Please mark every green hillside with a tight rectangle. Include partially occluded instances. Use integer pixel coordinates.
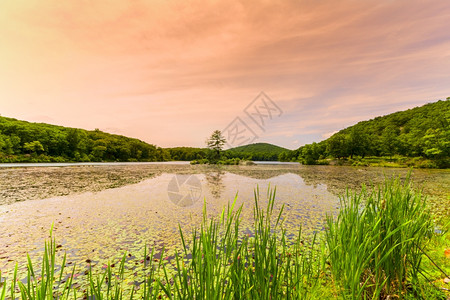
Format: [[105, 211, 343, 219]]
[[0, 115, 289, 163], [226, 143, 289, 161], [164, 143, 289, 162], [0, 116, 168, 162], [228, 143, 288, 154], [290, 98, 450, 168], [2, 98, 448, 166]]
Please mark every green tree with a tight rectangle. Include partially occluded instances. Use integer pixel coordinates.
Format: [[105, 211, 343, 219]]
[[9, 135, 21, 154], [380, 125, 399, 157], [91, 145, 106, 161], [297, 142, 323, 164], [66, 129, 80, 157], [278, 151, 288, 161], [0, 135, 6, 154], [422, 128, 450, 158], [327, 134, 349, 159], [206, 130, 226, 161], [23, 140, 44, 155], [347, 128, 370, 158]]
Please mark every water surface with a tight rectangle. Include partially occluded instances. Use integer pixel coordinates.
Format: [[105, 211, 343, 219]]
[[0, 164, 448, 281]]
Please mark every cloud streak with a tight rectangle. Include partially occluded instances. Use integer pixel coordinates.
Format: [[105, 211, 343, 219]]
[[1, 0, 449, 148]]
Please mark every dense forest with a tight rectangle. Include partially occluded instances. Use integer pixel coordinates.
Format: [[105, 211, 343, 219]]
[[1, 98, 448, 167], [283, 99, 449, 168], [165, 143, 288, 162], [164, 147, 207, 161], [0, 116, 285, 163], [0, 116, 168, 162], [225, 143, 288, 161]]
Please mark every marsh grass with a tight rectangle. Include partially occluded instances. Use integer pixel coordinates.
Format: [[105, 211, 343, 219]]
[[325, 176, 442, 299], [1, 177, 447, 299], [158, 187, 326, 299]]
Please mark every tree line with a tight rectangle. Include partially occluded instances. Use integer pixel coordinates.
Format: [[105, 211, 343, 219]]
[[0, 117, 168, 162], [283, 99, 449, 167], [0, 117, 284, 163], [1, 98, 448, 166]]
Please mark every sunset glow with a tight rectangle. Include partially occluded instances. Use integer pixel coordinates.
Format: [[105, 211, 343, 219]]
[[1, 0, 450, 148]]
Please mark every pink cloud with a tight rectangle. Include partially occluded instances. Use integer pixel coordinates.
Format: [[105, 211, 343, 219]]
[[1, 0, 449, 148]]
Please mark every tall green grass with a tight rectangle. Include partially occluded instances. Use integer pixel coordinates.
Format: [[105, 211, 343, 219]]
[[325, 176, 436, 299], [157, 187, 326, 299], [1, 177, 446, 299]]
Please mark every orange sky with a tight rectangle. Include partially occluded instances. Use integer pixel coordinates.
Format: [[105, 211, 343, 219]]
[[1, 0, 449, 149]]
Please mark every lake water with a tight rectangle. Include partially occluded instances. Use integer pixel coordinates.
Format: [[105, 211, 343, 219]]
[[0, 163, 448, 280]]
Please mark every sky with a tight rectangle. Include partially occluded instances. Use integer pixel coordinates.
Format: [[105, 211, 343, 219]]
[[1, 0, 450, 149]]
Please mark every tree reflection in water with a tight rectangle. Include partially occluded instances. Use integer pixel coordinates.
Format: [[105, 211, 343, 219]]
[[205, 168, 225, 199]]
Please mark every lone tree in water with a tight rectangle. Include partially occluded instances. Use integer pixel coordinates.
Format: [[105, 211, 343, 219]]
[[206, 130, 226, 161]]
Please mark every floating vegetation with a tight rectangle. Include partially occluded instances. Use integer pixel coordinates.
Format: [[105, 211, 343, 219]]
[[0, 170, 338, 279], [0, 177, 448, 299]]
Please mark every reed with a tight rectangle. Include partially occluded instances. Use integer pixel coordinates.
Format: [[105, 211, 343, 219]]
[[1, 177, 445, 299], [325, 176, 434, 299]]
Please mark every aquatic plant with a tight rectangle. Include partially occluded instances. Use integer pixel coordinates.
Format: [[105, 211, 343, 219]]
[[1, 177, 447, 299], [325, 176, 438, 298]]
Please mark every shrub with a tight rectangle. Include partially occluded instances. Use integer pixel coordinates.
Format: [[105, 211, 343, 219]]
[[190, 158, 209, 165]]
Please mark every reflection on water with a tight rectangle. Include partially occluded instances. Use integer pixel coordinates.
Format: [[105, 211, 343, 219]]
[[0, 164, 448, 280], [0, 169, 338, 277], [205, 168, 226, 199]]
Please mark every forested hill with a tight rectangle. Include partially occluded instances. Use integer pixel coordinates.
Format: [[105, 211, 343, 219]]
[[0, 116, 168, 162], [228, 143, 288, 154], [163, 143, 289, 162], [2, 98, 448, 165], [291, 98, 449, 167], [225, 143, 288, 161], [0, 115, 289, 163]]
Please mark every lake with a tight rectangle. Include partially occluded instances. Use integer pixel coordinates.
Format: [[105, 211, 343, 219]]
[[0, 163, 448, 281]]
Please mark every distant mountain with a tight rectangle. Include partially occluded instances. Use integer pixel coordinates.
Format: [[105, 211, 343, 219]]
[[0, 116, 166, 162], [163, 143, 290, 162], [228, 143, 288, 154], [291, 98, 449, 167], [0, 114, 291, 163], [227, 143, 289, 161]]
